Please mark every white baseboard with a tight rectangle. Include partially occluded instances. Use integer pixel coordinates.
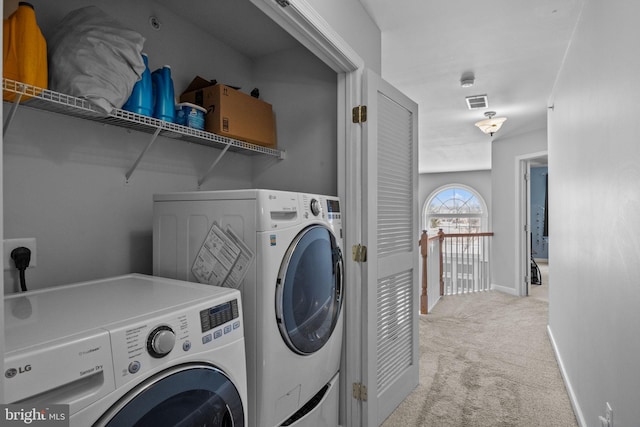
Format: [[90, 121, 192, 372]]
[[547, 325, 586, 427], [427, 295, 441, 313], [490, 283, 518, 296]]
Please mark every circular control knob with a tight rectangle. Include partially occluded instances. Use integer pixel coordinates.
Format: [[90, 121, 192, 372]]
[[147, 326, 176, 358], [310, 199, 321, 216]]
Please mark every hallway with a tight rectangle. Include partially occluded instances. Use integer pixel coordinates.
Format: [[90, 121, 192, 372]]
[[381, 287, 576, 426]]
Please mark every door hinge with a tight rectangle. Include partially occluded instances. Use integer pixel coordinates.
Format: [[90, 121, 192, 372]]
[[352, 244, 367, 262], [275, 0, 290, 7], [352, 105, 367, 123], [352, 383, 368, 401]]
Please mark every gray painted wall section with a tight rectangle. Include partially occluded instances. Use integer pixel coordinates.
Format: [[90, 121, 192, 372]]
[[490, 129, 547, 294], [305, 0, 381, 73], [548, 0, 640, 425], [2, 0, 361, 292]]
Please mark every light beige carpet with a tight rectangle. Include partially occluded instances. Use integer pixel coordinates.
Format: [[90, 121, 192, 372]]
[[381, 290, 577, 427]]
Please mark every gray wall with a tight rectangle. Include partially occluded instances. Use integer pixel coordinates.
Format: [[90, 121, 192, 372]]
[[547, 0, 640, 425], [490, 128, 546, 294], [2, 0, 343, 292], [251, 47, 338, 195], [305, 0, 381, 74]]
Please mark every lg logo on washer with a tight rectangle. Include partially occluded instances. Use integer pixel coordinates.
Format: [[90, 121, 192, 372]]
[[4, 364, 31, 379]]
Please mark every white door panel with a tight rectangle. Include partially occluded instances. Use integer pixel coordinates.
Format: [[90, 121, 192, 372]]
[[362, 69, 419, 426]]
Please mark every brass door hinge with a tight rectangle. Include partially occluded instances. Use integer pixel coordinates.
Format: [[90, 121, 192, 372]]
[[352, 105, 367, 123], [352, 244, 367, 262], [352, 383, 368, 401]]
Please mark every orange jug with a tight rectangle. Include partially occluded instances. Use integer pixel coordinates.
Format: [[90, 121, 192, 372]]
[[3, 2, 48, 101]]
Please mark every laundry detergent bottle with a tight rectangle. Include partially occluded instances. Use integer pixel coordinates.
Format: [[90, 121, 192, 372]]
[[3, 1, 48, 101], [151, 65, 175, 122], [123, 53, 153, 116]]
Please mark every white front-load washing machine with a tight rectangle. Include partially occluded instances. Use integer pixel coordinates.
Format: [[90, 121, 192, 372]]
[[153, 189, 344, 427], [3, 274, 247, 426]]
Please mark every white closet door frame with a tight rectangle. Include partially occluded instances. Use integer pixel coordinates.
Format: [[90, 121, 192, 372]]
[[249, 1, 365, 426], [250, 3, 418, 426]]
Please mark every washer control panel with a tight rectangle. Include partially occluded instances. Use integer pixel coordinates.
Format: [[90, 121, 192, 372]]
[[109, 296, 242, 388]]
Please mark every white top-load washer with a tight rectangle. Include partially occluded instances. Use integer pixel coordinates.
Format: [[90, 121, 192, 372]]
[[154, 189, 344, 427], [3, 274, 247, 427]]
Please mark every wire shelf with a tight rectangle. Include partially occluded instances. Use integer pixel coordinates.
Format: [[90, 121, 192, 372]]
[[2, 78, 285, 159]]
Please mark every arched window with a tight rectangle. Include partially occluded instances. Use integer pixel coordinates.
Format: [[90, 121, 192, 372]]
[[423, 185, 488, 234]]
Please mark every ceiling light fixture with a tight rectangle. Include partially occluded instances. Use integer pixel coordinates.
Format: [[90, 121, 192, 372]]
[[475, 111, 507, 136]]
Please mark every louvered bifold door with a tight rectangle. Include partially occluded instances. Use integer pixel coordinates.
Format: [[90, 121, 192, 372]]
[[362, 69, 419, 426]]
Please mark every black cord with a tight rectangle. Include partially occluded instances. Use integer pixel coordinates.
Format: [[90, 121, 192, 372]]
[[18, 269, 27, 292], [11, 247, 31, 292]]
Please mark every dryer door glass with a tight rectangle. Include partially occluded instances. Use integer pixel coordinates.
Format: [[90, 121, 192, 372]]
[[276, 225, 344, 355], [100, 364, 244, 427]]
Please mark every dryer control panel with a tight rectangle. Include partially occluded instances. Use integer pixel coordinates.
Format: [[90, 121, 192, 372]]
[[301, 194, 342, 241]]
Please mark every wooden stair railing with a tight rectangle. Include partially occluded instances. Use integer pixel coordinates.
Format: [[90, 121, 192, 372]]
[[420, 229, 494, 314]]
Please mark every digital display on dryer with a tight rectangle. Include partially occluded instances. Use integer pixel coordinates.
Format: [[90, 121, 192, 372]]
[[200, 299, 239, 332]]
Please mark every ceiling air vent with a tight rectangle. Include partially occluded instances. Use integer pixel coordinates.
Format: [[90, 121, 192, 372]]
[[466, 94, 488, 110]]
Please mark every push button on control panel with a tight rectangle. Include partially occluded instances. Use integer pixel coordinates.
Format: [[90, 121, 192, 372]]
[[202, 334, 212, 345], [128, 361, 141, 374]]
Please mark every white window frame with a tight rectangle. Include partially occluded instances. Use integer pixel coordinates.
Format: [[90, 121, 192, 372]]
[[422, 184, 488, 234]]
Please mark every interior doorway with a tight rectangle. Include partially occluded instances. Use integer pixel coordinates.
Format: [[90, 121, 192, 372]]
[[528, 163, 549, 301], [517, 152, 548, 298]]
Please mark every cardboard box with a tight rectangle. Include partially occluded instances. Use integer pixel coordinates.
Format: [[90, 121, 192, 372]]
[[180, 78, 276, 148]]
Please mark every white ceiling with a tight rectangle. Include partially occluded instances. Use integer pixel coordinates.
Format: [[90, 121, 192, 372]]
[[359, 0, 583, 173], [152, 0, 582, 174]]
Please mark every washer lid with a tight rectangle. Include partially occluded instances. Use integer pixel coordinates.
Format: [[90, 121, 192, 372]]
[[4, 274, 239, 352]]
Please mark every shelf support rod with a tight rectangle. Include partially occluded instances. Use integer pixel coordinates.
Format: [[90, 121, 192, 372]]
[[125, 126, 162, 183], [198, 143, 231, 187], [3, 87, 25, 137]]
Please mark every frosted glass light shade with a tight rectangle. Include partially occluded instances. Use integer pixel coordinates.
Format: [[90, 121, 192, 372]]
[[475, 116, 507, 136]]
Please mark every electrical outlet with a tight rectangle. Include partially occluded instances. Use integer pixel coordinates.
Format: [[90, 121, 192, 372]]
[[3, 238, 37, 270], [606, 402, 613, 427]]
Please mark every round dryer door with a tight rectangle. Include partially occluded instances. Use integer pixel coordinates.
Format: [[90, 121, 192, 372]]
[[276, 225, 344, 355], [98, 364, 244, 427]]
